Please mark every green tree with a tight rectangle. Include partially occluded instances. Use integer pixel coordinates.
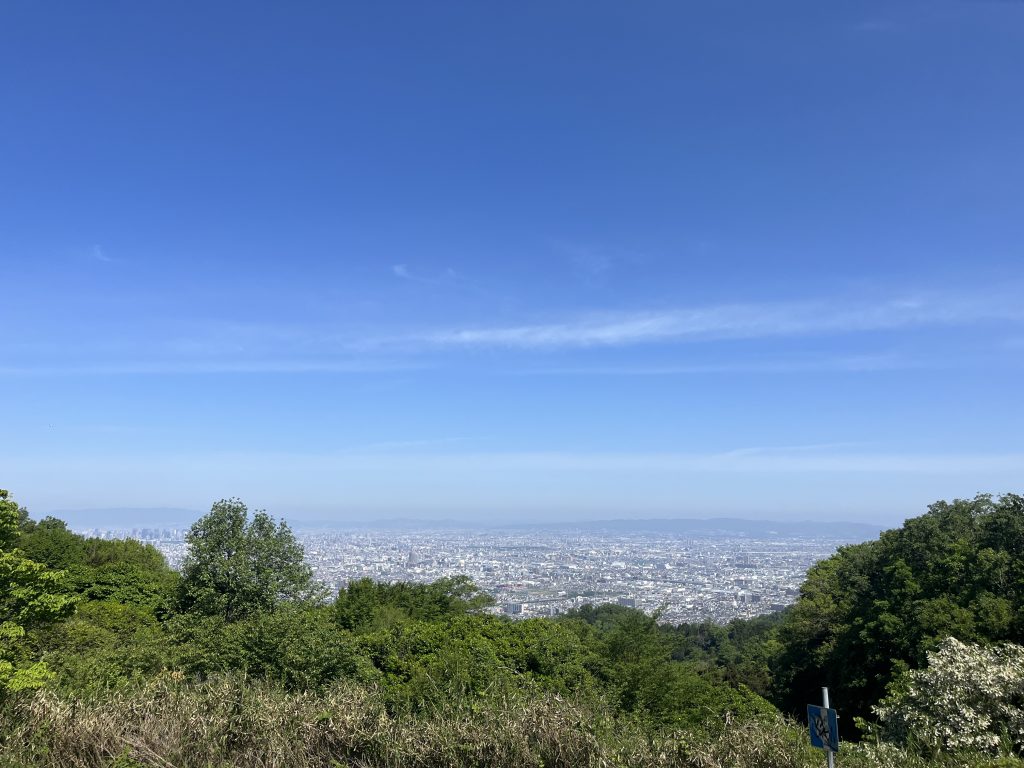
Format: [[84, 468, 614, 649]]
[[335, 575, 494, 632], [564, 604, 775, 727], [18, 517, 179, 616], [33, 600, 170, 692], [167, 605, 364, 689], [177, 498, 315, 621], [773, 493, 1024, 723], [0, 490, 76, 693], [15, 516, 86, 569]]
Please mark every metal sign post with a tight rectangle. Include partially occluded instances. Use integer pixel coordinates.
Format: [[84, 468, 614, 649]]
[[807, 687, 839, 766], [822, 688, 835, 768]]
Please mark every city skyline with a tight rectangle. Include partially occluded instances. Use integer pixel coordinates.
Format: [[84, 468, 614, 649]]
[[73, 523, 863, 625]]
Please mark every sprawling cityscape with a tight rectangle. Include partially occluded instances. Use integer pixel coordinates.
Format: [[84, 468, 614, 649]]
[[81, 524, 870, 624]]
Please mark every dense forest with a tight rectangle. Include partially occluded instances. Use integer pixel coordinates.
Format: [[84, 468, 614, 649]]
[[2, 489, 1023, 768]]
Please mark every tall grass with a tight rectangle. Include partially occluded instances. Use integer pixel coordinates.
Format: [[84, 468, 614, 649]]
[[2, 675, 1021, 768]]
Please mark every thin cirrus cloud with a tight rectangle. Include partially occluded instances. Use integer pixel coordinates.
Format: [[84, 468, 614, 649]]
[[515, 354, 921, 376], [0, 359, 421, 377], [91, 245, 114, 263], [7, 289, 1020, 376], [15, 446, 1024, 479], [418, 293, 1021, 350], [391, 263, 460, 286]]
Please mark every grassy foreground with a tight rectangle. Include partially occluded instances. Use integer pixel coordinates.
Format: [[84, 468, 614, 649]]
[[2, 676, 1021, 768]]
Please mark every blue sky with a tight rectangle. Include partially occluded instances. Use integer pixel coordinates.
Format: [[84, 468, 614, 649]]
[[2, 1, 1023, 525]]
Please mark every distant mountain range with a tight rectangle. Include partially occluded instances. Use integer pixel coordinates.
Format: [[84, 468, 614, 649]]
[[51, 507, 885, 542], [50, 507, 202, 529], [297, 516, 885, 541], [500, 517, 885, 540]]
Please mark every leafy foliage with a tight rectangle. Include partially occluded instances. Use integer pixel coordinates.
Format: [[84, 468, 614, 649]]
[[334, 574, 494, 631], [177, 498, 316, 621], [662, 611, 786, 698], [564, 603, 777, 726], [166, 606, 367, 689], [0, 490, 76, 694], [32, 601, 170, 692], [772, 493, 1024, 722], [872, 637, 1024, 754], [19, 517, 179, 616]]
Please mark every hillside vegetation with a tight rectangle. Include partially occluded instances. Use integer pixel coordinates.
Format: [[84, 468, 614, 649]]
[[2, 490, 1023, 768]]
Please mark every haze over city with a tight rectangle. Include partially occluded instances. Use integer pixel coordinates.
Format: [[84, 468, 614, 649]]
[[3, 2, 1023, 525]]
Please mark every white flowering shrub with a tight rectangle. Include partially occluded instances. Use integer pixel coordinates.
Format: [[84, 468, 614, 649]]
[[873, 637, 1024, 754]]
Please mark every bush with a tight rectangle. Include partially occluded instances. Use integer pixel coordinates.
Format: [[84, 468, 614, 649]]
[[872, 637, 1024, 754]]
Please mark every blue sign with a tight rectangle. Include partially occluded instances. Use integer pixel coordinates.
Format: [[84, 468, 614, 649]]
[[807, 704, 839, 752]]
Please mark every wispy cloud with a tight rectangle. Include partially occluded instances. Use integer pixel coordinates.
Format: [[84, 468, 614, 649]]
[[712, 441, 870, 457], [352, 449, 1024, 475], [8, 289, 1021, 375], [0, 359, 420, 376], [555, 242, 615, 282], [92, 245, 114, 263], [516, 354, 918, 376], [390, 264, 496, 299], [420, 294, 1023, 350], [554, 240, 655, 287], [569, 249, 612, 277], [361, 436, 475, 452], [19, 447, 1023, 477], [392, 264, 461, 286]]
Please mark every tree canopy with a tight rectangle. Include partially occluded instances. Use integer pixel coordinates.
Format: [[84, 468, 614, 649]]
[[0, 489, 76, 694], [771, 493, 1024, 722], [334, 574, 494, 631], [177, 498, 315, 621]]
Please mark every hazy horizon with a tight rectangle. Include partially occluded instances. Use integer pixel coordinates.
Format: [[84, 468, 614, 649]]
[[47, 504, 889, 540], [39, 495, 946, 531]]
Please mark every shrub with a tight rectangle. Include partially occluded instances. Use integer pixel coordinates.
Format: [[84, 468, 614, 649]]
[[872, 637, 1024, 754]]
